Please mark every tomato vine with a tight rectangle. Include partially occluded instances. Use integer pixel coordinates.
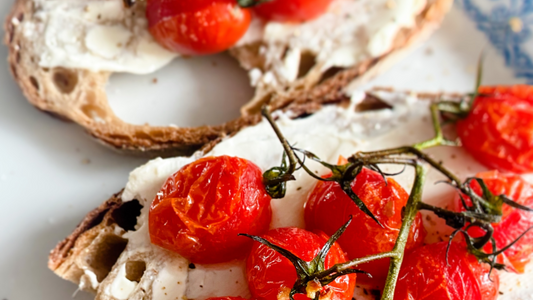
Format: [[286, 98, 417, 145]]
[[258, 89, 533, 299]]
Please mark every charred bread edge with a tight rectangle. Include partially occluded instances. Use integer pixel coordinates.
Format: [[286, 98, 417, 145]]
[[4, 0, 452, 158]]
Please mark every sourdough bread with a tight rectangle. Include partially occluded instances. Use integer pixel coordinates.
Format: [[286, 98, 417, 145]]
[[49, 89, 459, 300], [5, 0, 451, 157]]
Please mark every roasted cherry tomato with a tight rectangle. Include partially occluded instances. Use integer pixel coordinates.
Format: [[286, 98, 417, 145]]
[[149, 156, 272, 264], [254, 0, 334, 22], [305, 167, 426, 286], [454, 170, 533, 273], [147, 0, 251, 55], [246, 227, 356, 300], [395, 242, 499, 300], [457, 85, 533, 173]]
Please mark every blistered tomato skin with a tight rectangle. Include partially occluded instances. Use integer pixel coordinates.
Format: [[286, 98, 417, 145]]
[[254, 0, 334, 22], [457, 85, 533, 173], [246, 228, 356, 300], [394, 242, 499, 300], [149, 156, 272, 264], [146, 0, 251, 55], [454, 170, 533, 273], [305, 167, 426, 286]]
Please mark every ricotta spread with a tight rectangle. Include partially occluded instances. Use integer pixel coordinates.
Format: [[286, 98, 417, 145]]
[[21, 0, 424, 77], [103, 90, 533, 300], [21, 0, 177, 74]]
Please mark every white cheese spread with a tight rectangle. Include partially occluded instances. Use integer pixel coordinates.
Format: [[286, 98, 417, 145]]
[[21, 0, 423, 77], [107, 263, 138, 299], [101, 90, 533, 299], [21, 0, 177, 74], [240, 0, 427, 87]]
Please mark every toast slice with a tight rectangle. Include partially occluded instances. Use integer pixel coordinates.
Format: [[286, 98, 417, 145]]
[[5, 0, 451, 157], [48, 89, 463, 300]]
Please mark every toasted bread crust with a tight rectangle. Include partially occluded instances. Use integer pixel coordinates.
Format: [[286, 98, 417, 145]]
[[4, 0, 452, 157], [48, 192, 125, 292], [48, 193, 124, 272]]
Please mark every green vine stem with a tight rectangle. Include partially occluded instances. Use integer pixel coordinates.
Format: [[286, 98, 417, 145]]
[[261, 106, 300, 198], [413, 103, 459, 150], [381, 164, 426, 299]]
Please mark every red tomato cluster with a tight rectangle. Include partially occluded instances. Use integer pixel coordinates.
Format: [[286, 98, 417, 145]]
[[146, 0, 334, 55], [149, 82, 533, 300], [147, 155, 509, 300]]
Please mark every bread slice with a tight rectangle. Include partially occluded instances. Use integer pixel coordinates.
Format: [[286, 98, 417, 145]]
[[48, 89, 463, 300], [4, 0, 452, 158]]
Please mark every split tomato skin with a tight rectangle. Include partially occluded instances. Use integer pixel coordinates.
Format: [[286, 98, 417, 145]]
[[305, 167, 426, 286], [246, 228, 356, 300], [147, 0, 251, 55], [254, 0, 334, 22], [394, 242, 499, 300], [149, 156, 272, 264], [457, 85, 533, 173], [454, 170, 533, 273]]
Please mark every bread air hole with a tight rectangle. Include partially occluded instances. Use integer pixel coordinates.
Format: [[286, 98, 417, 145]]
[[85, 234, 128, 282], [29, 76, 39, 91], [112, 200, 142, 232], [125, 261, 146, 283], [297, 51, 316, 79], [81, 103, 107, 124], [52, 68, 78, 94]]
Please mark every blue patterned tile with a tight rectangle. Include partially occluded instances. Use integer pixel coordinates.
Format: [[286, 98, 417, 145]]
[[457, 0, 533, 82]]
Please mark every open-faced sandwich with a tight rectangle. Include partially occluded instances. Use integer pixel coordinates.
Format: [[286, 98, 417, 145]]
[[4, 0, 451, 157], [49, 82, 533, 300]]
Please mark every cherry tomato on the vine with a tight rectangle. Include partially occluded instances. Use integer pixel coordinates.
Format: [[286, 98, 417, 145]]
[[395, 242, 499, 300], [305, 167, 426, 286], [149, 155, 272, 264], [246, 227, 356, 300], [253, 0, 334, 22], [147, 0, 251, 55], [454, 170, 533, 273], [457, 85, 533, 173]]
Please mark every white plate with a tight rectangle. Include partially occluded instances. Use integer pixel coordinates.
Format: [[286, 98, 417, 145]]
[[0, 1, 530, 300]]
